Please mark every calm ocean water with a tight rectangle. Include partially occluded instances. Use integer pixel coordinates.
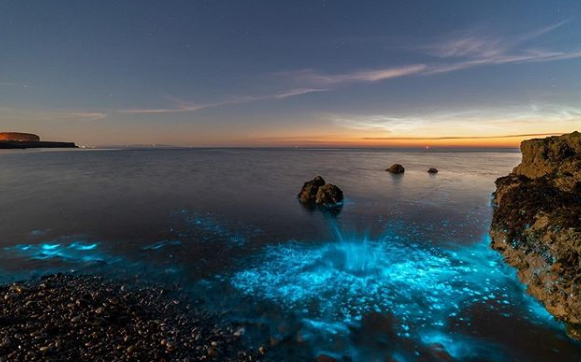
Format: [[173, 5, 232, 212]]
[[1, 148, 580, 361]]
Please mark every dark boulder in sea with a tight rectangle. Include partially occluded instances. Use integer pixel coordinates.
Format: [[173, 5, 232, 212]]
[[297, 176, 343, 206], [428, 168, 439, 174], [490, 131, 581, 339], [316, 184, 344, 206], [298, 176, 326, 203], [387, 164, 405, 174]]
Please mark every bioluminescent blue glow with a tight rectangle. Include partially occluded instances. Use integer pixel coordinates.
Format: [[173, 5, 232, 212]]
[[142, 240, 182, 250], [233, 237, 512, 328], [3, 241, 117, 263], [0, 238, 186, 284], [172, 210, 261, 248], [230, 232, 560, 360], [419, 331, 503, 361], [29, 229, 48, 236]]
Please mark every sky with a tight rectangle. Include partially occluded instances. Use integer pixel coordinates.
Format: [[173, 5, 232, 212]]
[[1, 0, 581, 147]]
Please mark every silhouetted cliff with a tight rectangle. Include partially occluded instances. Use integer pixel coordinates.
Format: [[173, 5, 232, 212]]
[[0, 132, 77, 149]]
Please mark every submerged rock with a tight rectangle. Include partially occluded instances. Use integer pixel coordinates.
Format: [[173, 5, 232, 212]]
[[428, 168, 439, 174], [298, 176, 343, 206], [490, 131, 581, 339], [387, 164, 405, 174]]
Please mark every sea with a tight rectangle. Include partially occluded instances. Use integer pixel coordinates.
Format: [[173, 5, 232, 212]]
[[1, 148, 580, 361]]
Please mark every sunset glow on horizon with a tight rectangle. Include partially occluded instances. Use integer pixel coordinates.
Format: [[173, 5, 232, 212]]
[[1, 1, 580, 147], [207, 132, 566, 149]]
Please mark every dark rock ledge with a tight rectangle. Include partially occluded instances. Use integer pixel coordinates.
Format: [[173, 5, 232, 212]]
[[490, 131, 581, 339], [0, 274, 266, 361]]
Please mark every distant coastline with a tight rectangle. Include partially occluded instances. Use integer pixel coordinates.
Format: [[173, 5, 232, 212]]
[[88, 145, 521, 153], [0, 132, 77, 149]]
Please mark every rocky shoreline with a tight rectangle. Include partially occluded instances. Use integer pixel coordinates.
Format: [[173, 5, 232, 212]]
[[0, 274, 265, 361], [490, 131, 581, 339]]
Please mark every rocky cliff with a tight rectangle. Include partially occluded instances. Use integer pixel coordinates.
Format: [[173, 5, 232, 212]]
[[490, 131, 581, 339], [0, 132, 40, 142], [0, 132, 77, 149]]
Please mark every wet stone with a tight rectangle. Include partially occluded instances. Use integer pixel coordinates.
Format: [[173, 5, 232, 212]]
[[0, 274, 265, 361], [387, 164, 405, 174]]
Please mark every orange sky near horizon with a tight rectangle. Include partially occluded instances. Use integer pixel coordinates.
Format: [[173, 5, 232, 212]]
[[1, 106, 577, 149], [221, 132, 571, 149]]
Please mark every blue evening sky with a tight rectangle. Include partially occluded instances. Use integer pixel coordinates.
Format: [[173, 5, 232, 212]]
[[1, 1, 580, 146]]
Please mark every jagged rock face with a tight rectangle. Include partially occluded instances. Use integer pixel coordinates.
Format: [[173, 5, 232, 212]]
[[490, 131, 581, 339], [315, 184, 344, 206], [297, 176, 343, 206], [0, 132, 40, 142], [513, 131, 581, 191], [297, 176, 326, 203]]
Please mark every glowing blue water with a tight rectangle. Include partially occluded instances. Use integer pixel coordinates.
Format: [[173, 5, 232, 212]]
[[1, 149, 580, 361], [230, 228, 560, 360], [142, 240, 182, 250], [172, 210, 261, 248], [3, 241, 114, 263]]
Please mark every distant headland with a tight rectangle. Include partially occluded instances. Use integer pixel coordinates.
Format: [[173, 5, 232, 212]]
[[0, 132, 77, 149]]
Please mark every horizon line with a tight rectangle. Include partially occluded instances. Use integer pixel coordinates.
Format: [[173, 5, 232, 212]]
[[362, 132, 565, 140], [82, 144, 522, 150]]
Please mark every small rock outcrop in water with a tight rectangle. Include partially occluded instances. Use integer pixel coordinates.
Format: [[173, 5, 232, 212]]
[[316, 184, 344, 206], [428, 168, 439, 174], [386, 164, 405, 174], [298, 176, 343, 206], [490, 131, 581, 339]]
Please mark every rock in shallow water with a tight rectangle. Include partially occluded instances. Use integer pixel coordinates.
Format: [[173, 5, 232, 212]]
[[386, 164, 405, 174], [490, 131, 581, 339], [316, 184, 344, 206], [298, 176, 343, 206], [298, 176, 326, 203]]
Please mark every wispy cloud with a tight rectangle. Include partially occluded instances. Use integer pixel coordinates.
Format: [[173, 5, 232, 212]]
[[423, 22, 568, 59], [280, 64, 427, 87], [66, 112, 107, 121], [123, 22, 581, 115], [421, 21, 581, 74], [422, 49, 581, 75], [121, 88, 328, 114], [283, 21, 581, 85], [334, 115, 427, 133], [0, 81, 35, 89], [333, 104, 581, 137], [272, 88, 329, 98], [0, 107, 106, 122]]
